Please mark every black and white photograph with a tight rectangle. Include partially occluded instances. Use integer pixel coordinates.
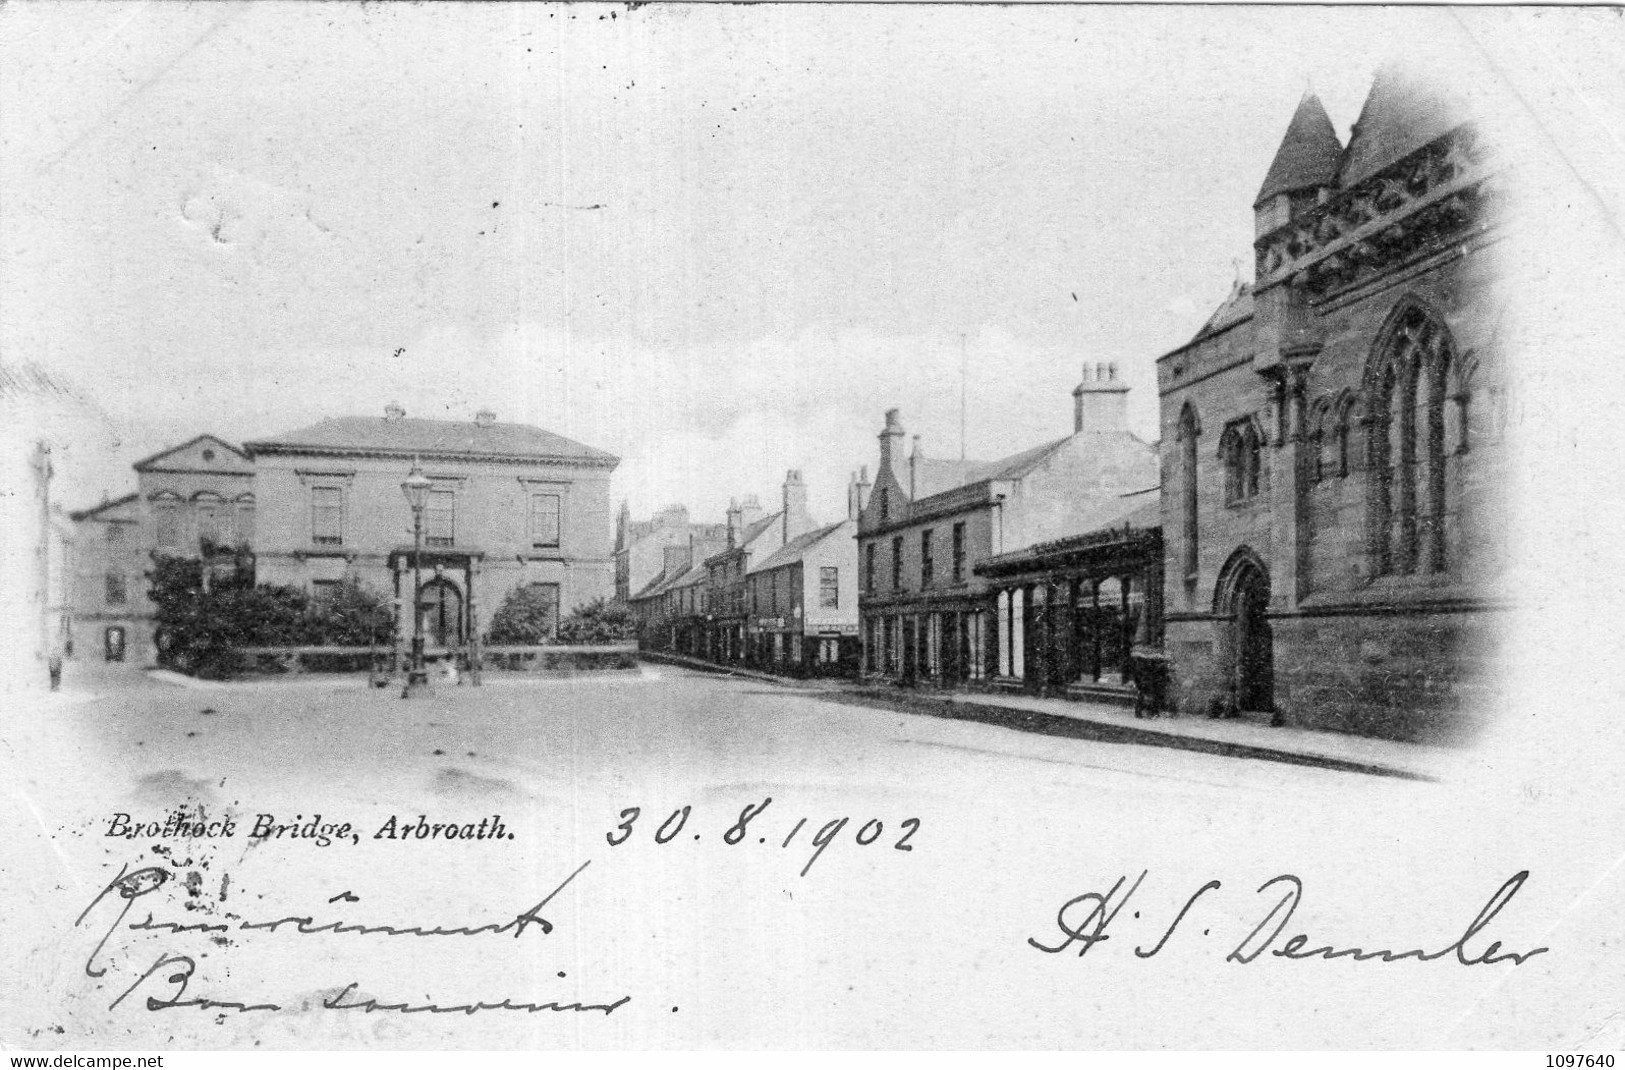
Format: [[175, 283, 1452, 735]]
[[3, 0, 1623, 1054]]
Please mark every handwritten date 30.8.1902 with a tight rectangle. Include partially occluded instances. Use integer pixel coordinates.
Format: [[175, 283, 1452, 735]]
[[604, 798, 919, 877]]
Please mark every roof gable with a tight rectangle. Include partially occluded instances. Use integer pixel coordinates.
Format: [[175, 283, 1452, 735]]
[[70, 492, 139, 522], [750, 520, 852, 574], [133, 434, 252, 474]]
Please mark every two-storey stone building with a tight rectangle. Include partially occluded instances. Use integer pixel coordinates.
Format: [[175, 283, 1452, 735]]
[[67, 433, 257, 667], [1157, 71, 1509, 741], [857, 367, 1159, 687], [745, 507, 860, 677], [244, 404, 618, 653]]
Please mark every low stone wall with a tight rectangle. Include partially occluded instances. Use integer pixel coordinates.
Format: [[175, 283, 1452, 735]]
[[232, 644, 639, 677]]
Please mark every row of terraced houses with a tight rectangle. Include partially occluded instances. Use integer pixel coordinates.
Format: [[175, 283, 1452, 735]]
[[625, 70, 1510, 744]]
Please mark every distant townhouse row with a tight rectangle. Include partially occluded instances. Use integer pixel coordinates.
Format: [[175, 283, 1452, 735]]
[[624, 472, 860, 678]]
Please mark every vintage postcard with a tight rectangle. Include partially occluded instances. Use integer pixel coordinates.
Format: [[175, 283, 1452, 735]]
[[3, 1, 1623, 1053]]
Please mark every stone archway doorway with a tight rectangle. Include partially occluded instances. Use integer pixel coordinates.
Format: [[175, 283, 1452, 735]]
[[418, 577, 464, 648], [1215, 548, 1274, 719]]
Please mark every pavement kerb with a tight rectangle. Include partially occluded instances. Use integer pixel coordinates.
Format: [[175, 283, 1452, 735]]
[[637, 652, 1442, 781]]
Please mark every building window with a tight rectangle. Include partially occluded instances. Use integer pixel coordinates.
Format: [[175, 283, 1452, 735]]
[[1370, 304, 1453, 576], [891, 536, 904, 591], [426, 487, 456, 548], [864, 543, 876, 594], [311, 486, 344, 546], [1221, 418, 1262, 505], [312, 579, 341, 604], [877, 488, 889, 522], [105, 572, 127, 605], [951, 522, 965, 582], [106, 523, 126, 550], [819, 566, 839, 609], [920, 529, 934, 588], [1177, 404, 1200, 582], [527, 582, 562, 638], [154, 498, 182, 550], [530, 493, 561, 548], [195, 493, 225, 551], [236, 495, 255, 548]]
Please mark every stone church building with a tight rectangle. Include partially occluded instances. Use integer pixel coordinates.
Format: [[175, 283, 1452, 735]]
[[1157, 69, 1509, 742]]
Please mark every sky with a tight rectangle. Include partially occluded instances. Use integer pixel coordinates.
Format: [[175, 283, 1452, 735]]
[[3, 2, 1614, 524]]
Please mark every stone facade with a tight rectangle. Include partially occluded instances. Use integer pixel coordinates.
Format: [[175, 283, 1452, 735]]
[[245, 407, 618, 654], [614, 503, 727, 605], [744, 517, 860, 677], [67, 493, 150, 667], [1156, 71, 1509, 743], [857, 367, 1160, 686]]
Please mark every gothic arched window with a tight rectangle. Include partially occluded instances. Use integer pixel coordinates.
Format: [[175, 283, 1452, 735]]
[[1368, 303, 1454, 576], [1220, 418, 1262, 506], [1177, 404, 1200, 583]]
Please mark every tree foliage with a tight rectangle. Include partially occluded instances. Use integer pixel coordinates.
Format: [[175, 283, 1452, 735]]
[[147, 556, 392, 677], [556, 597, 636, 644], [486, 584, 561, 645], [307, 579, 393, 646]]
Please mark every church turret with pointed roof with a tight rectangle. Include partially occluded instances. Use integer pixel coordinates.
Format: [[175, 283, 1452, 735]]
[[1253, 93, 1343, 236], [1153, 66, 1510, 746]]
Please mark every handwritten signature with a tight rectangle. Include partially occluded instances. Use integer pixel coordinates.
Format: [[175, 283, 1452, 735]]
[[1029, 870, 1550, 966], [78, 860, 632, 1016]]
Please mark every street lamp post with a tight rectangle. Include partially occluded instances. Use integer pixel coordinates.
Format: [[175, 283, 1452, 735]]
[[401, 460, 433, 698]]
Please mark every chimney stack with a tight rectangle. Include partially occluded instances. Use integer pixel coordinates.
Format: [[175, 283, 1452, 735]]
[[878, 409, 905, 481], [475, 408, 497, 427], [725, 497, 742, 549], [847, 466, 872, 521], [1072, 362, 1130, 434], [782, 470, 811, 542], [384, 402, 406, 422], [738, 494, 765, 536]]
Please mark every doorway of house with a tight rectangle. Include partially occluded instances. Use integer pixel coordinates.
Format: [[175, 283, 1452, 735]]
[[418, 578, 463, 648]]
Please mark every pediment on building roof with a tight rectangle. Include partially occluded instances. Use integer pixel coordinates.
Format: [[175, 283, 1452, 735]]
[[132, 434, 253, 474]]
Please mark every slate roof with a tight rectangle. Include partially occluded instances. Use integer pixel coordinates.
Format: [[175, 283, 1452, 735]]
[[69, 492, 139, 522], [1254, 93, 1343, 206], [740, 511, 784, 547], [904, 437, 1074, 504], [1191, 280, 1255, 345], [1335, 64, 1468, 189], [970, 438, 1071, 483], [246, 416, 617, 465], [749, 520, 853, 575]]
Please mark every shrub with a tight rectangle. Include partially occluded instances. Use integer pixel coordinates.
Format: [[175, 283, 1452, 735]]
[[556, 597, 636, 645], [149, 555, 315, 677], [148, 559, 392, 677], [306, 579, 393, 646], [486, 585, 560, 645]]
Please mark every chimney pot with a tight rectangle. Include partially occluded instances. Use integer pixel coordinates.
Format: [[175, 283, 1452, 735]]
[[384, 402, 406, 422], [475, 408, 496, 426]]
